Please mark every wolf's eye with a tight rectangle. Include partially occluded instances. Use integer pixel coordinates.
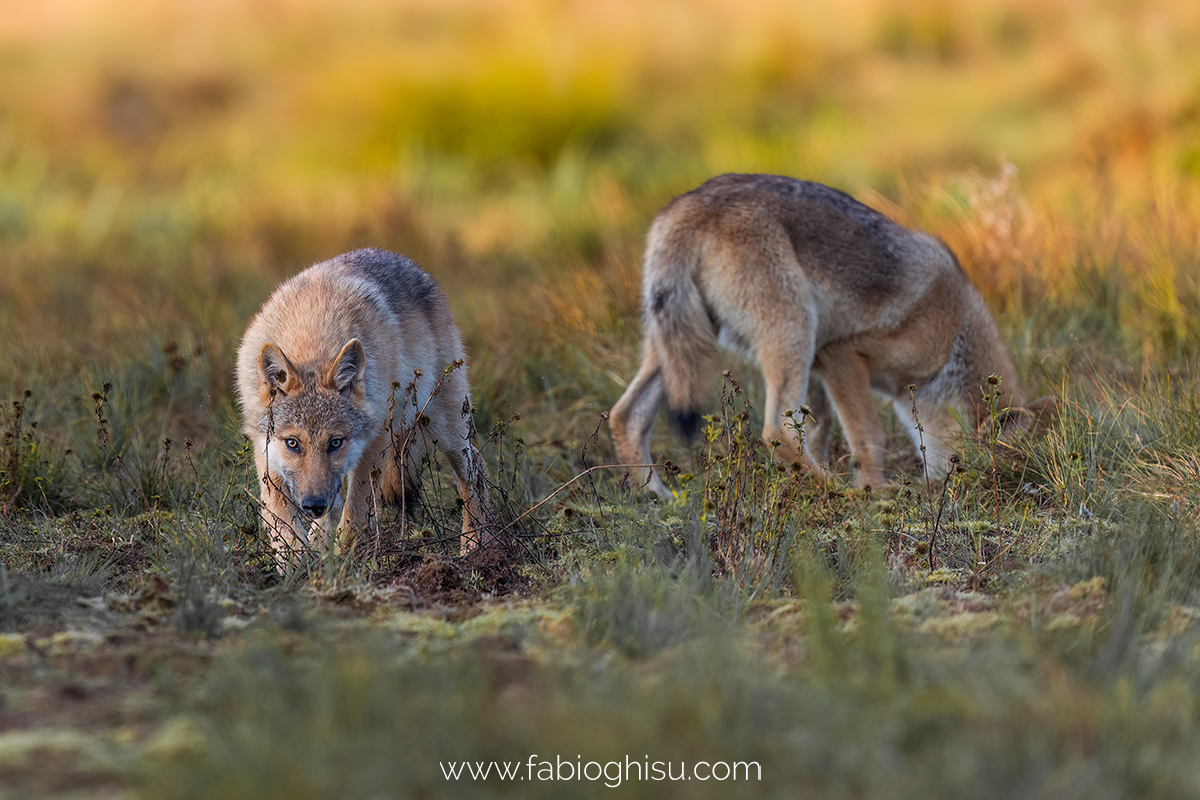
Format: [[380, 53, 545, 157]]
[[328, 437, 344, 452], [283, 437, 300, 451]]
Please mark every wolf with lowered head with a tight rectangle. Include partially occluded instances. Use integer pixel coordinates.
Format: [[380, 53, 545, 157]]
[[610, 173, 1044, 498], [237, 248, 494, 562]]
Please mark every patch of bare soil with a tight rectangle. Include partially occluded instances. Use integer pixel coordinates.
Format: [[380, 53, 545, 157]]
[[391, 538, 537, 607]]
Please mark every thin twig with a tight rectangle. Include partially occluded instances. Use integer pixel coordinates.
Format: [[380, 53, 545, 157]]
[[495, 463, 663, 536]]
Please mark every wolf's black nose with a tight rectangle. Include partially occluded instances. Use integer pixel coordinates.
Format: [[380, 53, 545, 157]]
[[301, 497, 328, 519]]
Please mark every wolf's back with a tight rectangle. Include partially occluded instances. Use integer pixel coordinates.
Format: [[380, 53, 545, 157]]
[[329, 248, 446, 320]]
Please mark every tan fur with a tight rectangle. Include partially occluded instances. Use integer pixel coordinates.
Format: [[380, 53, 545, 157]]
[[610, 173, 1031, 497], [236, 248, 495, 564]]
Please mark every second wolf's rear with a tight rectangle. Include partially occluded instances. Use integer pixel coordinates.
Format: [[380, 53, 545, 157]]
[[610, 173, 1029, 497]]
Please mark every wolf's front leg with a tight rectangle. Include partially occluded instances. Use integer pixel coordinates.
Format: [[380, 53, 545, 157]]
[[259, 501, 309, 563], [460, 444, 497, 553], [815, 348, 889, 489], [336, 432, 390, 553], [253, 447, 311, 566]]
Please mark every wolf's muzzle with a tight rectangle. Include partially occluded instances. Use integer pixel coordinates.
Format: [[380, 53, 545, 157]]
[[301, 497, 328, 519]]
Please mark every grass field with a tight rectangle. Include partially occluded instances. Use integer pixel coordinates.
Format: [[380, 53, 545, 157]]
[[4, 0, 1200, 797]]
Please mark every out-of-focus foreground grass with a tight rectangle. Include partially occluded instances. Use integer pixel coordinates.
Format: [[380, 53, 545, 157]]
[[5, 0, 1200, 798]]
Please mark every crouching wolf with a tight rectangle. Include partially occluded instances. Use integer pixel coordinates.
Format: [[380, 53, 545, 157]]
[[237, 248, 495, 562], [610, 173, 1042, 498]]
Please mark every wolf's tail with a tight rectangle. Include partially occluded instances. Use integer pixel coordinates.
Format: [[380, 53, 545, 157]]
[[642, 233, 720, 441]]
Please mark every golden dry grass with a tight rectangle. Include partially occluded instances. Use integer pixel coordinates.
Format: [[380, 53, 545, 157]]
[[3, 0, 1199, 369]]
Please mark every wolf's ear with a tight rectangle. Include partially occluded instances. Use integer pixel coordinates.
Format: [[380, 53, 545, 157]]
[[259, 343, 301, 397], [325, 339, 366, 395]]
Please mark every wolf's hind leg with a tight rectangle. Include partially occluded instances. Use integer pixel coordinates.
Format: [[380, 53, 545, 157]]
[[609, 346, 672, 498], [758, 340, 827, 479]]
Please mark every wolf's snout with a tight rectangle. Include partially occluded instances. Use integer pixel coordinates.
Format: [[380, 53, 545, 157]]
[[300, 497, 328, 519]]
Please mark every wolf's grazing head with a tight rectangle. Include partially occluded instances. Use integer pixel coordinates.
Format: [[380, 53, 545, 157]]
[[251, 338, 375, 524]]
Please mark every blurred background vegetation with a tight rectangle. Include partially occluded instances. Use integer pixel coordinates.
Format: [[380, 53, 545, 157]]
[[4, 0, 1200, 468]]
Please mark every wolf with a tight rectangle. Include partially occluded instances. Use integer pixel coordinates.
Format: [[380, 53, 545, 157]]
[[236, 247, 495, 562], [610, 173, 1040, 498]]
